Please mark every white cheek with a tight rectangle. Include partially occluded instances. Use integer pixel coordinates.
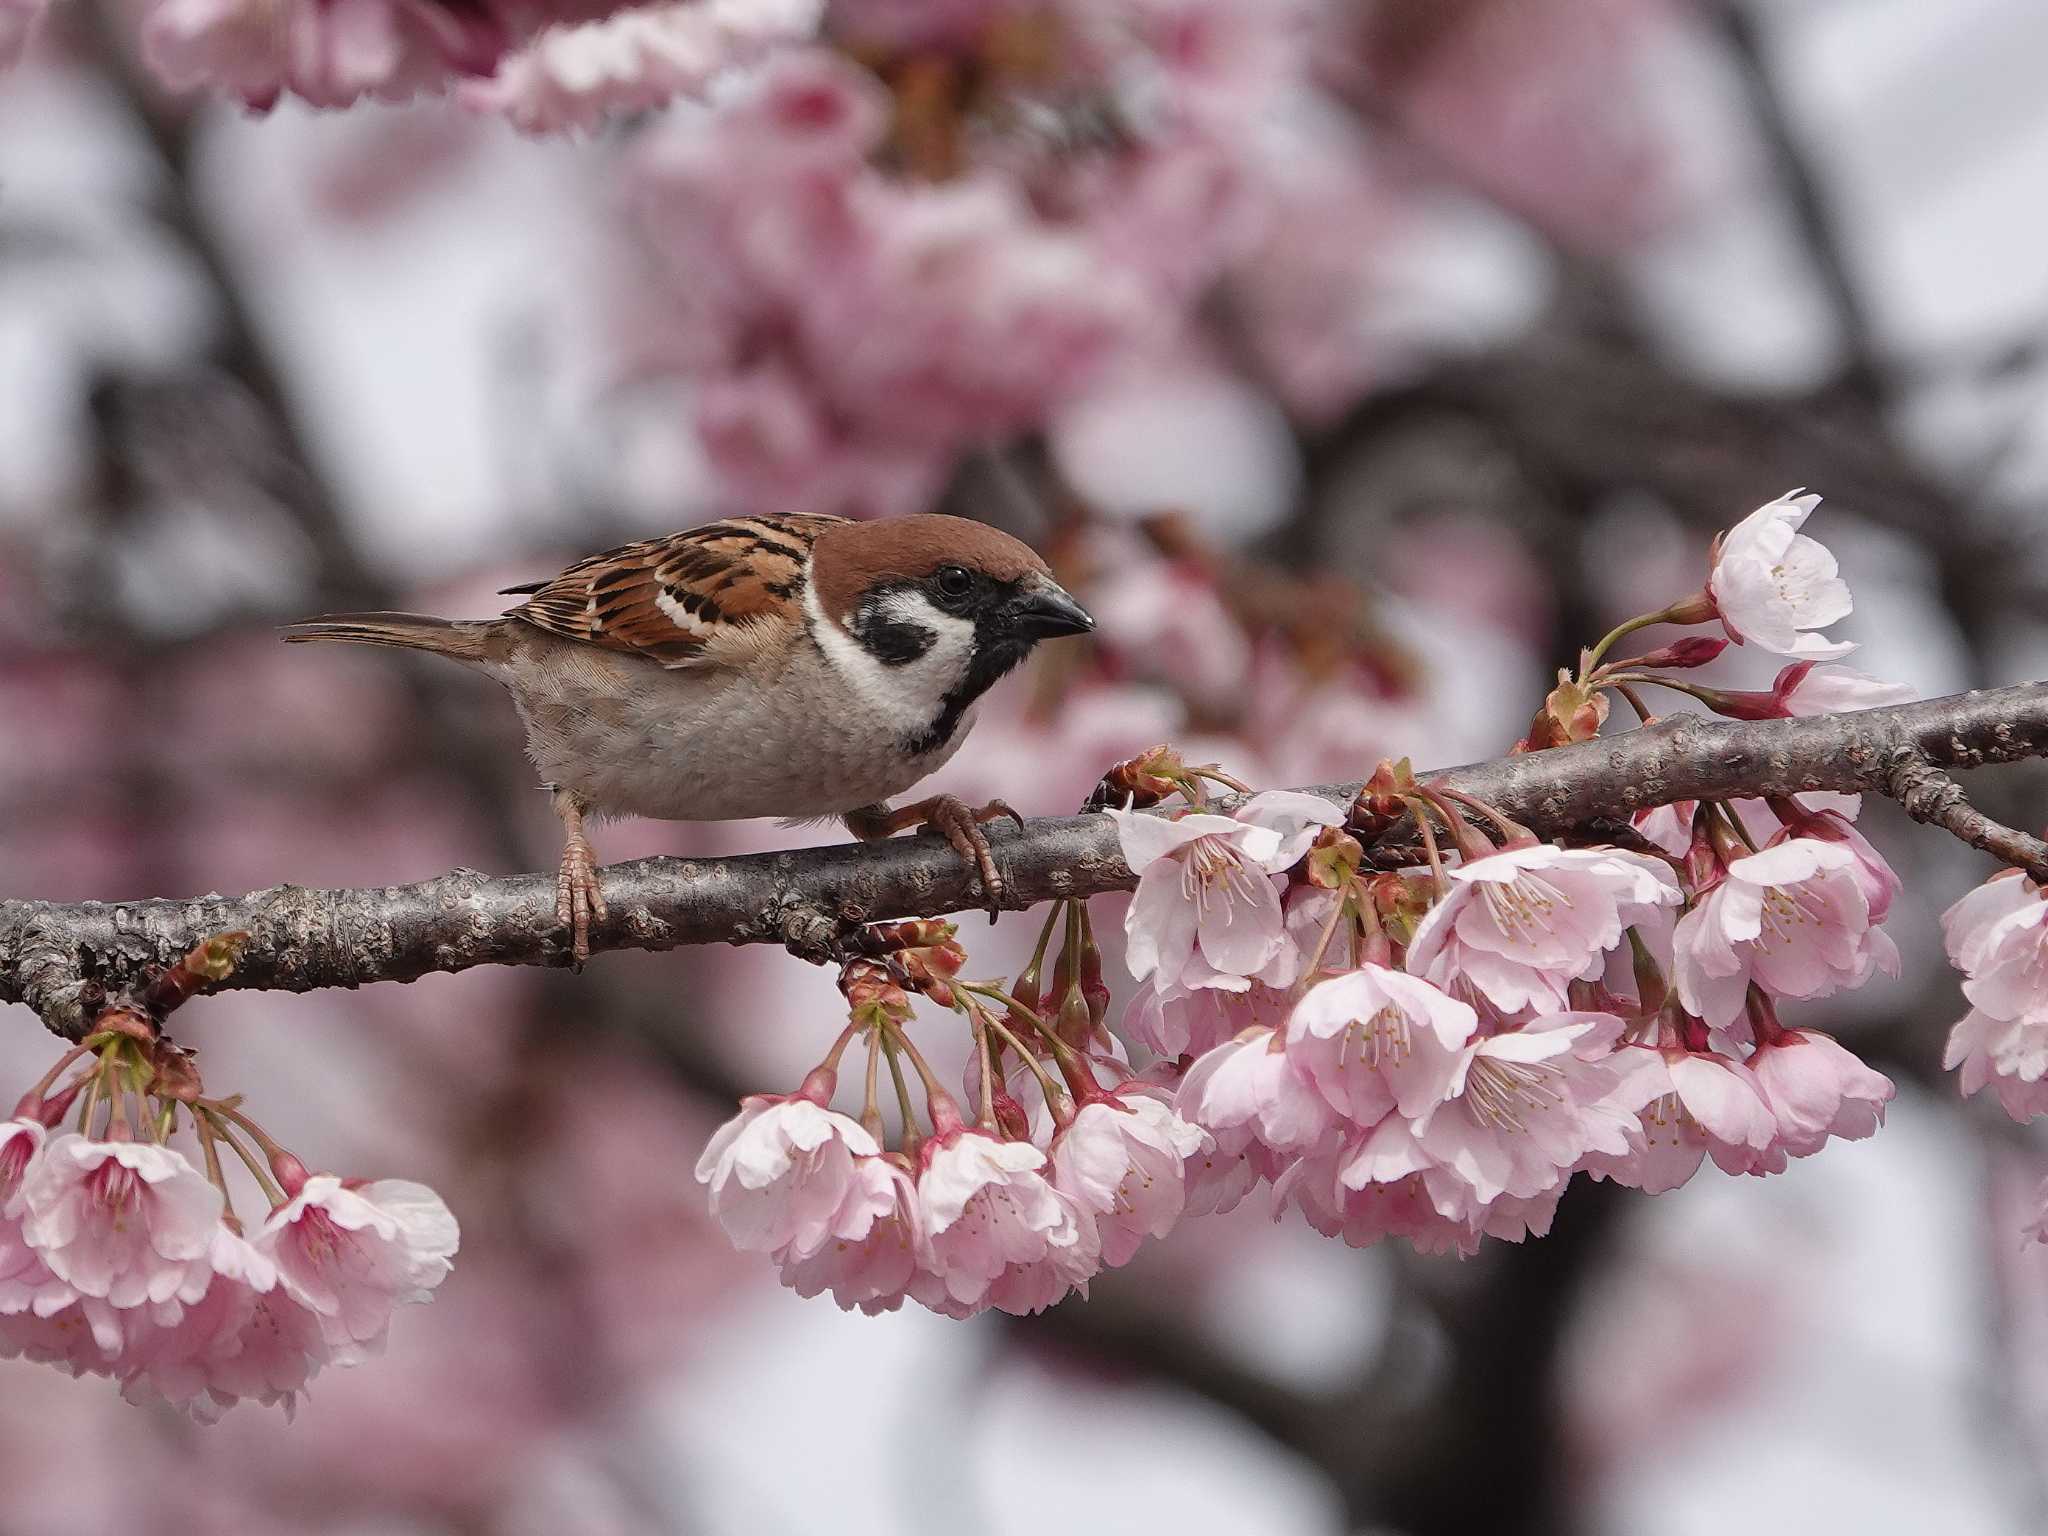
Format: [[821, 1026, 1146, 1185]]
[[804, 584, 979, 741]]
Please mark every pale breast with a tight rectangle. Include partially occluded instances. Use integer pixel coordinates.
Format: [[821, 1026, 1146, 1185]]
[[486, 628, 972, 822]]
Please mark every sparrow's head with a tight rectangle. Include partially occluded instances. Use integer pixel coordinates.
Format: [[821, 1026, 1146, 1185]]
[[808, 514, 1094, 755]]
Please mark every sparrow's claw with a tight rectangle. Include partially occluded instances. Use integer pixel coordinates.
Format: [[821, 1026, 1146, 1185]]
[[847, 795, 1018, 917], [928, 797, 1006, 917], [554, 835, 607, 967]]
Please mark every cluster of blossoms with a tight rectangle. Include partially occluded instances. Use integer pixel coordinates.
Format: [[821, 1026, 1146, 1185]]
[[0, 938, 457, 1417], [698, 493, 1969, 1300], [698, 919, 1208, 1316]]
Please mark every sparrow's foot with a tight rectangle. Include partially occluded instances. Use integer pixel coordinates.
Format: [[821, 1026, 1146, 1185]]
[[847, 796, 1024, 917], [550, 790, 607, 966]]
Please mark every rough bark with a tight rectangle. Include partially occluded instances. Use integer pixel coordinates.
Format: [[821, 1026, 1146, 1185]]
[[6, 685, 2047, 1036]]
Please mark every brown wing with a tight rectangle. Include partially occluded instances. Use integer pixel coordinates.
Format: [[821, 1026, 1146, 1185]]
[[504, 513, 845, 668]]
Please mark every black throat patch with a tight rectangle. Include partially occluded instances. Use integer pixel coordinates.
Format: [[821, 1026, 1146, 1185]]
[[901, 622, 1034, 759]]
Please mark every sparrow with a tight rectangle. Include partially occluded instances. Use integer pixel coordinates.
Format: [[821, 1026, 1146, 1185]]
[[282, 513, 1095, 963]]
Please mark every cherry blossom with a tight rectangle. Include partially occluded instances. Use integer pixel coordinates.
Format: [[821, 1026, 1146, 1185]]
[[465, 0, 822, 133], [257, 1176, 459, 1360], [914, 1124, 1096, 1315], [1586, 1046, 1780, 1191], [1943, 869, 2048, 1021], [200, 1285, 332, 1420], [774, 1155, 928, 1315], [1705, 490, 1855, 660], [1672, 837, 1899, 1029], [1274, 1141, 1478, 1255], [1405, 844, 1682, 1015], [1174, 1027, 1334, 1159], [1943, 1009, 2048, 1122], [19, 1136, 222, 1310], [116, 1226, 282, 1422], [1049, 1094, 1208, 1267], [1112, 791, 1342, 994], [1283, 965, 1477, 1128], [1747, 1028, 1894, 1161], [696, 1086, 882, 1258], [0, 1118, 73, 1322], [1772, 663, 1915, 716], [1345, 1013, 1641, 1209]]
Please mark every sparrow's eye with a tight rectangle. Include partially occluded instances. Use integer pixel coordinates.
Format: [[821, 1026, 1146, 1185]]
[[932, 565, 975, 603]]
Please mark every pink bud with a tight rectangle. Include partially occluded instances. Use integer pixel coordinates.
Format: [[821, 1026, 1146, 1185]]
[[1632, 636, 1728, 669]]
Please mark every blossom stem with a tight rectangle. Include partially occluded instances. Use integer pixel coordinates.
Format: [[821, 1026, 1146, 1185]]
[[1433, 785, 1533, 844], [1290, 879, 1358, 1001], [818, 1016, 864, 1076], [1610, 681, 1656, 725], [1014, 900, 1065, 1011], [1581, 602, 1701, 679], [1414, 808, 1449, 897], [880, 1030, 923, 1151], [978, 1005, 1074, 1125], [1626, 927, 1667, 1015], [1412, 786, 1494, 860], [1192, 767, 1253, 796], [22, 1042, 93, 1110], [204, 1108, 286, 1208], [1356, 884, 1393, 968], [859, 1028, 885, 1143], [971, 1012, 997, 1131], [210, 1102, 293, 1165], [889, 1026, 951, 1116], [194, 1110, 233, 1205], [1712, 798, 1761, 860]]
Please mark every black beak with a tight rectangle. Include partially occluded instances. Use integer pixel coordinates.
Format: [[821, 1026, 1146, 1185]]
[[1010, 582, 1095, 641]]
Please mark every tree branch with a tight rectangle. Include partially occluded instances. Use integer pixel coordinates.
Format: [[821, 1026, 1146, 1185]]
[[6, 685, 2048, 1036]]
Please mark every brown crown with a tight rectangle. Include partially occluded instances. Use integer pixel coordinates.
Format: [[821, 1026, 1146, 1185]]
[[811, 514, 1049, 622]]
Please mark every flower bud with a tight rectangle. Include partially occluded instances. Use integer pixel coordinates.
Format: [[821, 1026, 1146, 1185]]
[[1518, 675, 1609, 751], [1349, 758, 1418, 838], [1304, 827, 1364, 889], [1628, 635, 1728, 670], [1089, 744, 1187, 810]]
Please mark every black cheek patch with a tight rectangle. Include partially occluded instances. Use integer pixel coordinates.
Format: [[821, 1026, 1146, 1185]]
[[851, 595, 937, 667]]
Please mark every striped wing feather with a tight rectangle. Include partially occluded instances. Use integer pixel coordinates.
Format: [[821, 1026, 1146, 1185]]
[[505, 514, 844, 667]]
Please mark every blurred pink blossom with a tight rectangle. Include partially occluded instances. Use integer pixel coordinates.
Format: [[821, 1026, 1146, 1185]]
[[466, 0, 823, 133], [140, 0, 634, 110]]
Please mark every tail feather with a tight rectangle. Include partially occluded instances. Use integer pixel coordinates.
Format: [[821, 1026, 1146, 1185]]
[[281, 611, 493, 662]]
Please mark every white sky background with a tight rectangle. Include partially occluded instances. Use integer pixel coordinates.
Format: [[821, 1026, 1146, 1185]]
[[8, 1, 2048, 1533]]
